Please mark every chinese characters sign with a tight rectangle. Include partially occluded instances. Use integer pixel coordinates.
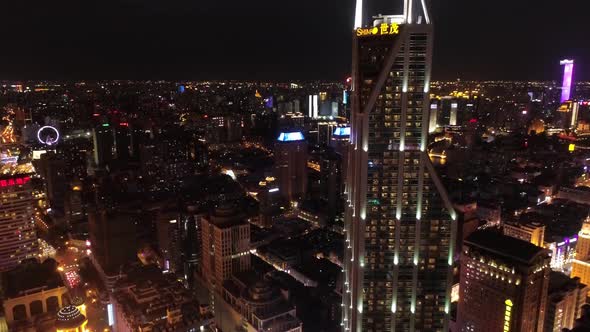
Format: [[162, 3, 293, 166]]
[[356, 23, 400, 37], [0, 176, 31, 187]]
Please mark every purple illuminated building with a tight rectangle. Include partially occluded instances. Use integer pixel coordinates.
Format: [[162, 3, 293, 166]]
[[560, 59, 574, 103], [547, 235, 577, 271], [264, 96, 274, 109]]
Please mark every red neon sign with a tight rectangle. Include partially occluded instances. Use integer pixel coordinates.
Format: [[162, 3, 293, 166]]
[[0, 176, 31, 188]]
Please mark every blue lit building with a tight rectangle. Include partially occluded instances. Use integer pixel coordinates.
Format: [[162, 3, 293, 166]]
[[331, 126, 351, 185], [277, 131, 305, 142], [274, 131, 308, 203], [333, 127, 351, 137]]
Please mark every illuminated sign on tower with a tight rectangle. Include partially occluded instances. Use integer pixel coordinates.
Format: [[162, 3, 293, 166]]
[[560, 59, 574, 103], [355, 23, 400, 37]]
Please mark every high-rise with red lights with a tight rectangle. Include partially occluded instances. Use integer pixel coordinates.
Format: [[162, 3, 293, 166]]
[[0, 174, 39, 271], [342, 1, 456, 331]]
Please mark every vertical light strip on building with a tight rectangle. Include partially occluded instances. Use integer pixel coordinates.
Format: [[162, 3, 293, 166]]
[[421, 0, 431, 23], [354, 0, 363, 28], [560, 59, 574, 103], [313, 95, 319, 118], [504, 299, 513, 332], [403, 0, 409, 20], [571, 102, 580, 129], [428, 104, 437, 134], [107, 303, 115, 326], [450, 103, 458, 126]]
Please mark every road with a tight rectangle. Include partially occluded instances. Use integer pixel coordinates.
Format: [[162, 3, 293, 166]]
[[55, 243, 109, 332]]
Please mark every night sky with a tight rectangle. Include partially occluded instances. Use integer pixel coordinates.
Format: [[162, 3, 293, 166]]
[[0, 0, 588, 81]]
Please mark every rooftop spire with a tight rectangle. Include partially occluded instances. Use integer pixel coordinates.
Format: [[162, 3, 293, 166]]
[[354, 0, 363, 28], [354, 0, 431, 28]]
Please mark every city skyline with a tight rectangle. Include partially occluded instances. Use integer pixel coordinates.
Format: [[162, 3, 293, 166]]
[[0, 0, 588, 81], [3, 0, 590, 331]]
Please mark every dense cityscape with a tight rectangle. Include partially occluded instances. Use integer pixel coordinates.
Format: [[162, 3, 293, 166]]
[[1, 1, 590, 332]]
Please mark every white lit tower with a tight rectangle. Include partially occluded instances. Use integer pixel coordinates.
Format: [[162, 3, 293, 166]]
[[342, 1, 456, 331]]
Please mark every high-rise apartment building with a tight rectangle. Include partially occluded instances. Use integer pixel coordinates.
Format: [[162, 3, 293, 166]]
[[428, 102, 438, 133], [181, 206, 202, 287], [114, 122, 133, 160], [332, 126, 351, 183], [274, 131, 308, 202], [36, 151, 66, 212], [200, 204, 250, 291], [0, 174, 39, 272], [88, 205, 140, 290], [458, 230, 550, 332], [92, 124, 114, 167], [503, 221, 545, 247], [342, 1, 457, 331], [570, 216, 590, 294], [157, 211, 183, 274], [449, 102, 458, 126], [545, 272, 588, 332]]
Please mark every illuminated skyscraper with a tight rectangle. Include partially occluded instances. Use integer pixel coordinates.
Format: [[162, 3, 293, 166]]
[[342, 1, 457, 331], [114, 122, 132, 160], [274, 131, 308, 202], [428, 102, 438, 133], [200, 204, 250, 306], [570, 216, 590, 293], [309, 95, 319, 119], [560, 59, 574, 103], [0, 174, 39, 271], [545, 272, 588, 332], [449, 102, 458, 126], [37, 151, 66, 212], [458, 230, 550, 332], [92, 124, 114, 167]]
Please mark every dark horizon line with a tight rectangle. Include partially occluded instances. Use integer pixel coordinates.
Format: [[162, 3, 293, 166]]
[[0, 77, 585, 84]]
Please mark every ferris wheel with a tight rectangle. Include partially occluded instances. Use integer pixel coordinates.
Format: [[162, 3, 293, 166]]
[[37, 126, 60, 146]]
